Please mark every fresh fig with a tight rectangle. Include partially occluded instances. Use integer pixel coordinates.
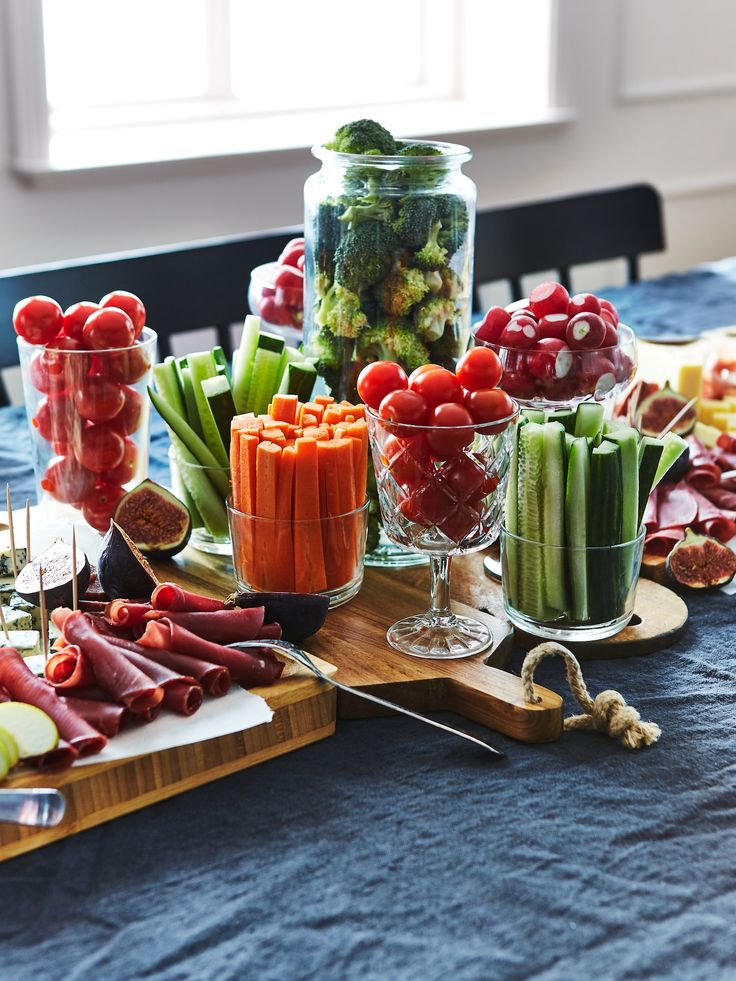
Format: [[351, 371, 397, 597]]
[[15, 540, 90, 608], [113, 479, 191, 557], [637, 382, 696, 438], [97, 521, 158, 600], [666, 528, 736, 589], [225, 591, 330, 642]]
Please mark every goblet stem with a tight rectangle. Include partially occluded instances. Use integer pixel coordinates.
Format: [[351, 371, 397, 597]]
[[429, 555, 453, 623]]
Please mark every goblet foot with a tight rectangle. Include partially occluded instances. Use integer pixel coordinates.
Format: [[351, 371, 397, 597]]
[[387, 613, 491, 660]]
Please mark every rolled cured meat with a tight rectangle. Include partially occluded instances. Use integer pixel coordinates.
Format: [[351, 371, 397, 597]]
[[257, 622, 282, 641], [105, 600, 153, 626], [0, 684, 10, 702], [103, 635, 230, 697], [63, 610, 164, 713], [657, 482, 698, 530], [138, 619, 283, 686], [45, 646, 95, 689], [0, 649, 107, 757], [142, 607, 267, 644], [32, 738, 79, 773], [51, 607, 72, 632], [151, 583, 225, 613], [117, 647, 203, 716], [58, 694, 127, 738]]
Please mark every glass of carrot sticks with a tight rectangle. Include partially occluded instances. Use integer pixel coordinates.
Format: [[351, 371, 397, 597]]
[[227, 394, 370, 607], [366, 405, 518, 658]]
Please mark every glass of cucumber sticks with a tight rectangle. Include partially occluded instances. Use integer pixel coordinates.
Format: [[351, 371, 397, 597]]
[[500, 401, 687, 641], [366, 403, 519, 659], [168, 448, 231, 556]]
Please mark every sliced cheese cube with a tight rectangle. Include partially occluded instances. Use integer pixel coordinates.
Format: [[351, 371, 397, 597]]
[[712, 411, 736, 432], [698, 399, 729, 425], [693, 422, 722, 448], [0, 546, 27, 578], [1, 604, 33, 631], [0, 630, 40, 656], [676, 363, 703, 401]]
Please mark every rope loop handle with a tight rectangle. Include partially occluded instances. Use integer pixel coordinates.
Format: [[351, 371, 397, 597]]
[[521, 642, 661, 750]]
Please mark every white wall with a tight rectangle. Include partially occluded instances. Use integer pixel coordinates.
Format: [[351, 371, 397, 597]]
[[1, 0, 736, 287]]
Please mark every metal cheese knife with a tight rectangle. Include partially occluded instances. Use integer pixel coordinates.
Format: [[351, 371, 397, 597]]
[[230, 640, 505, 758], [0, 788, 66, 827]]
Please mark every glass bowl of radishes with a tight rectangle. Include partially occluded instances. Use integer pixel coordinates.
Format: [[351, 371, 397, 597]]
[[472, 282, 637, 408], [247, 237, 304, 346], [14, 291, 155, 533]]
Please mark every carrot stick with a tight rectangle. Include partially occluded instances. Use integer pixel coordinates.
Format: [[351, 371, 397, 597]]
[[301, 413, 318, 428], [346, 419, 369, 505], [232, 413, 263, 431], [274, 444, 296, 591], [230, 432, 241, 510], [323, 406, 342, 425], [317, 441, 344, 588], [236, 433, 260, 584], [294, 438, 327, 593], [255, 441, 281, 590], [301, 402, 325, 424], [260, 428, 287, 447], [314, 395, 335, 408], [271, 394, 299, 424]]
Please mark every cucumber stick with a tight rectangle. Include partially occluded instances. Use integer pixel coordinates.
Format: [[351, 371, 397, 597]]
[[541, 422, 567, 613], [232, 315, 262, 413], [637, 436, 664, 525], [187, 351, 228, 466], [201, 374, 237, 447], [171, 438, 229, 539], [515, 423, 547, 621], [503, 423, 521, 609], [544, 408, 575, 434], [651, 432, 687, 489], [604, 428, 640, 541], [153, 359, 185, 417], [246, 332, 286, 414], [589, 442, 623, 546], [574, 401, 604, 438], [212, 345, 230, 381], [278, 361, 318, 400], [565, 437, 590, 622], [521, 408, 545, 424], [176, 363, 203, 439]]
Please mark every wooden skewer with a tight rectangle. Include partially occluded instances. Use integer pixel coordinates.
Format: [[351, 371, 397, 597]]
[[39, 566, 48, 664], [25, 498, 31, 562], [657, 396, 698, 440], [0, 603, 8, 641], [6, 484, 17, 579], [71, 527, 78, 612]]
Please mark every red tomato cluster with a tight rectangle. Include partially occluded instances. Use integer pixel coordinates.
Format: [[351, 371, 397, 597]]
[[474, 283, 634, 401], [252, 238, 304, 330], [15, 291, 150, 532], [357, 353, 515, 545]]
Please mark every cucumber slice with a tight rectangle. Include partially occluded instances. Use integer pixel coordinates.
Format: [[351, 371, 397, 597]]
[[589, 441, 623, 546], [187, 351, 229, 466], [516, 423, 547, 621], [153, 359, 185, 418], [637, 436, 664, 525], [171, 441, 229, 539], [232, 315, 262, 413], [542, 422, 567, 614], [574, 401, 605, 438], [652, 432, 688, 490], [0, 702, 58, 759], [201, 374, 237, 447], [0, 723, 20, 767], [604, 428, 640, 541], [279, 362, 318, 401], [521, 408, 545, 424], [565, 437, 590, 622], [212, 345, 230, 382], [544, 408, 575, 434], [148, 387, 231, 497], [277, 346, 304, 390], [247, 348, 284, 415], [176, 363, 204, 438]]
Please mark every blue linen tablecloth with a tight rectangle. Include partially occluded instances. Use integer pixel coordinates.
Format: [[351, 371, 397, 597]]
[[2, 266, 736, 981]]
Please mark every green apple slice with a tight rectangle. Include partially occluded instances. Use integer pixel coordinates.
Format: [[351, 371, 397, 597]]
[[0, 724, 20, 768], [0, 740, 9, 780], [0, 703, 58, 759]]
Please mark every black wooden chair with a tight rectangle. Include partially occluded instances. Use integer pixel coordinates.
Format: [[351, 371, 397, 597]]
[[472, 183, 665, 307], [0, 225, 303, 403]]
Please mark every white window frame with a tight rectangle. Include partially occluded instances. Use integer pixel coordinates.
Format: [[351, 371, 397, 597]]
[[4, 0, 572, 178]]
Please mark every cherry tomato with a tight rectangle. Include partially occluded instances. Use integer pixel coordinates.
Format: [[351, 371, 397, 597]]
[[94, 344, 151, 384], [106, 438, 138, 485], [33, 394, 75, 448], [529, 281, 569, 318], [82, 307, 135, 350], [474, 306, 510, 344], [464, 388, 515, 426], [75, 424, 125, 472], [109, 386, 144, 436], [378, 389, 428, 428], [74, 376, 125, 423], [409, 476, 455, 525], [81, 483, 126, 533], [62, 301, 99, 342], [426, 402, 474, 459], [41, 456, 95, 504], [100, 291, 146, 338], [357, 361, 408, 411], [438, 506, 478, 544], [455, 347, 503, 392], [399, 496, 428, 525], [407, 363, 442, 387], [381, 434, 430, 488], [409, 366, 462, 409], [30, 353, 64, 395], [437, 452, 486, 502], [13, 296, 63, 345], [567, 293, 601, 317]]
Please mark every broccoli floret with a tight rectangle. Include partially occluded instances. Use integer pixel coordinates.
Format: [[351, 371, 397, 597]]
[[374, 264, 429, 317], [313, 198, 342, 295], [326, 119, 397, 156], [338, 198, 394, 228], [357, 319, 430, 374], [429, 321, 464, 369], [315, 283, 368, 338], [423, 270, 443, 293], [412, 220, 448, 271], [393, 196, 437, 251], [435, 194, 470, 258], [413, 296, 456, 343], [438, 266, 463, 299], [311, 329, 359, 399], [334, 220, 396, 294], [397, 142, 443, 157]]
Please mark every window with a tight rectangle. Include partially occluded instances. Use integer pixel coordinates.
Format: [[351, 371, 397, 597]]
[[5, 0, 561, 174]]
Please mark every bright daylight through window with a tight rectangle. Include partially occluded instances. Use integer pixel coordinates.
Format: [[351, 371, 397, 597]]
[[7, 0, 556, 172]]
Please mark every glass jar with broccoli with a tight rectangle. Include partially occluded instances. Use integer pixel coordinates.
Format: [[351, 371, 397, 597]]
[[303, 119, 476, 403]]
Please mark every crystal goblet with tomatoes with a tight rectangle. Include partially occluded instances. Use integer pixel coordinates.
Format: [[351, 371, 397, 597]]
[[359, 349, 519, 659], [15, 291, 155, 533]]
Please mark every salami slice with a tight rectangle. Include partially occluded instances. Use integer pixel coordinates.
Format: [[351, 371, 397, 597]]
[[151, 583, 225, 613], [105, 600, 153, 626], [103, 635, 230, 697], [45, 646, 95, 689], [142, 607, 266, 644], [0, 684, 10, 702], [58, 694, 127, 738], [657, 482, 698, 529], [63, 611, 164, 713], [31, 738, 79, 773], [138, 619, 283, 686], [0, 649, 107, 757]]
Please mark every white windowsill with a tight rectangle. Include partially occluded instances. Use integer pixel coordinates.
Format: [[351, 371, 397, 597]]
[[13, 104, 577, 184]]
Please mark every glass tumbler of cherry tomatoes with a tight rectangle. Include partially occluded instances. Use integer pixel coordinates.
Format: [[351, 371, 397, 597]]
[[14, 291, 155, 533], [360, 350, 518, 659], [473, 283, 638, 409]]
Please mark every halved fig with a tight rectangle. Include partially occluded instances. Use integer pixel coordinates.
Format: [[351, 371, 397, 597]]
[[15, 540, 90, 608], [666, 528, 736, 589], [113, 479, 191, 557]]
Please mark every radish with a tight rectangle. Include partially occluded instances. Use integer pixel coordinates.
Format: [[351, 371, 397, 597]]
[[566, 312, 606, 350], [529, 338, 572, 380], [599, 298, 619, 326], [499, 316, 539, 350], [602, 321, 619, 347], [529, 281, 569, 318], [475, 306, 510, 343], [568, 292, 601, 317], [538, 313, 569, 340]]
